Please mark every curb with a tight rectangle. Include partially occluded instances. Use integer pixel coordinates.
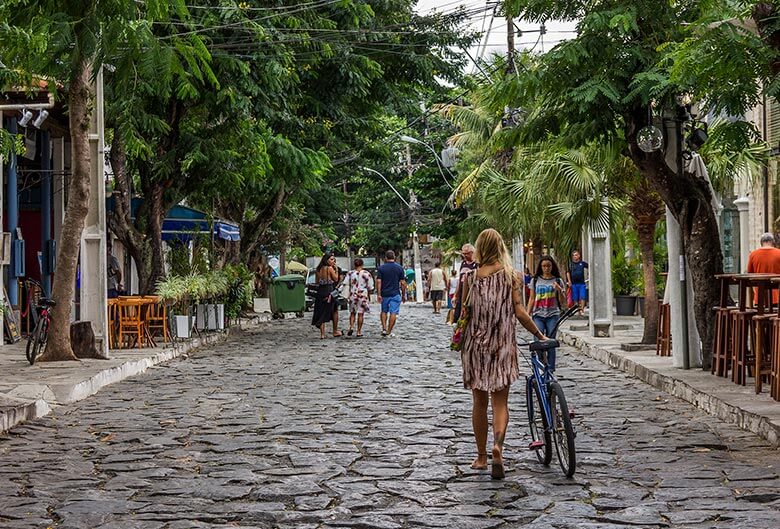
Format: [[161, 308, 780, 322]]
[[559, 329, 780, 447], [0, 315, 270, 434]]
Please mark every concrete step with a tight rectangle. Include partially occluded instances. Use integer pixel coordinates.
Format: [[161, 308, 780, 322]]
[[569, 324, 634, 332], [620, 343, 657, 352]]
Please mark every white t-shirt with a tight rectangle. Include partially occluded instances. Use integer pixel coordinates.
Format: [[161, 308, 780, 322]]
[[449, 276, 459, 295], [429, 268, 446, 291]]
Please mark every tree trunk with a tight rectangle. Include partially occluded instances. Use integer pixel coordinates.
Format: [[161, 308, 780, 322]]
[[238, 185, 288, 265], [628, 111, 722, 369], [40, 60, 93, 362], [636, 219, 659, 344], [107, 135, 151, 294], [146, 186, 167, 291]]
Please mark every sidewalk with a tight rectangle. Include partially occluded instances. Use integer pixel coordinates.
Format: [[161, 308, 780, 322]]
[[0, 315, 269, 433], [559, 315, 780, 447]]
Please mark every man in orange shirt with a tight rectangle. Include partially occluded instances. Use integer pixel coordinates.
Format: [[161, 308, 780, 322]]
[[747, 232, 780, 304]]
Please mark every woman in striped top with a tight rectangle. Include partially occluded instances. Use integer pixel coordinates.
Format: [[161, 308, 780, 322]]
[[526, 256, 567, 372]]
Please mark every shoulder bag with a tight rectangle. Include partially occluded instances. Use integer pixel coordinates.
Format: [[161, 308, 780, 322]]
[[450, 274, 473, 351]]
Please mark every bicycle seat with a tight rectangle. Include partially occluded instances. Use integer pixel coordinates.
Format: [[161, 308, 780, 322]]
[[38, 298, 56, 307], [529, 339, 559, 351]]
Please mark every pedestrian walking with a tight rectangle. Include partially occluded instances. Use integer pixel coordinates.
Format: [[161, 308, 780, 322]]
[[448, 268, 458, 308], [452, 243, 477, 322], [526, 256, 567, 372], [461, 229, 547, 479], [427, 262, 448, 314], [346, 258, 374, 337], [311, 253, 342, 339], [376, 250, 406, 337], [107, 241, 124, 298], [566, 250, 589, 315]]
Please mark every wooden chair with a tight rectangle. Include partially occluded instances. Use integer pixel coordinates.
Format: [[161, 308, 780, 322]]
[[656, 303, 671, 357], [144, 296, 170, 345], [116, 298, 145, 348], [107, 298, 119, 349]]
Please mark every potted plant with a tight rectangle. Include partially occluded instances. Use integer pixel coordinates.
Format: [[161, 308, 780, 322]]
[[612, 252, 639, 316], [196, 270, 230, 331], [156, 275, 192, 339]]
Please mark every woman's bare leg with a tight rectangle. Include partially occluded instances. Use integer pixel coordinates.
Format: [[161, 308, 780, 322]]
[[332, 309, 341, 336], [471, 389, 489, 469], [490, 386, 510, 478]]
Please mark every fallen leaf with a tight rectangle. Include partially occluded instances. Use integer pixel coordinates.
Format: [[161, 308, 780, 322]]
[[99, 433, 116, 442]]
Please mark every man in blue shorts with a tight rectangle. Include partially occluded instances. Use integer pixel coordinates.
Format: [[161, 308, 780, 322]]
[[376, 250, 406, 337], [566, 250, 589, 316]]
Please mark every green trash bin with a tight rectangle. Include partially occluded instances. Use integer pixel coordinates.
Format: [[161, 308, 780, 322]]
[[269, 274, 306, 318]]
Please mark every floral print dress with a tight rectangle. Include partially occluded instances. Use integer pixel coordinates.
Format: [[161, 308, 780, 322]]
[[347, 269, 374, 314]]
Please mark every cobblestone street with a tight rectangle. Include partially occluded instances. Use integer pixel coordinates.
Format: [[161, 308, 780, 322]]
[[1, 305, 779, 528]]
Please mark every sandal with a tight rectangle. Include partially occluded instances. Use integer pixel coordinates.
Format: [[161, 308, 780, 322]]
[[347, 329, 353, 336], [333, 331, 343, 337], [356, 333, 363, 337]]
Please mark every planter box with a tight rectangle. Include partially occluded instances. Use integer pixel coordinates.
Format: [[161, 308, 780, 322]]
[[615, 295, 637, 316], [196, 304, 225, 330], [254, 297, 271, 313], [174, 315, 191, 339]]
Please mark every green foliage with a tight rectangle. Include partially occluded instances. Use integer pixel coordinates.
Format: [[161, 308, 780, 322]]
[[612, 248, 640, 296], [155, 265, 249, 315], [0, 130, 24, 158], [221, 264, 253, 319]]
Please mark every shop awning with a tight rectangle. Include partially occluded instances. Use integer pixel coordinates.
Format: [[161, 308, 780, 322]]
[[107, 198, 240, 242]]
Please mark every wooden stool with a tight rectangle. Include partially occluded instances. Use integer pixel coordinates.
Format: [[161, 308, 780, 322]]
[[750, 314, 775, 393], [712, 307, 735, 377], [772, 319, 780, 400], [731, 309, 756, 386], [656, 303, 671, 357]]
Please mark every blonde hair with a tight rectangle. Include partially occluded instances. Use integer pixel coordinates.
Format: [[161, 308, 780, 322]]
[[475, 228, 516, 282]]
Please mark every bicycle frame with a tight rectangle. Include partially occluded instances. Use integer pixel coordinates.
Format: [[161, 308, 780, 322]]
[[523, 305, 579, 431]]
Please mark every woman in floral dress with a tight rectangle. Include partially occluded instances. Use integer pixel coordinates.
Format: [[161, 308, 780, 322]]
[[346, 258, 374, 337]]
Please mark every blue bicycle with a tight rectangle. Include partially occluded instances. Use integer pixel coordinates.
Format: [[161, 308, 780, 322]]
[[522, 305, 578, 477]]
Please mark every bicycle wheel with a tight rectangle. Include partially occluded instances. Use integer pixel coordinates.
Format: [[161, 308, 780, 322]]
[[549, 381, 576, 477], [26, 317, 48, 366], [526, 377, 552, 465]]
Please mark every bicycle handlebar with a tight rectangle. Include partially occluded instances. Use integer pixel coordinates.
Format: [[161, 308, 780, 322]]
[[528, 339, 560, 351]]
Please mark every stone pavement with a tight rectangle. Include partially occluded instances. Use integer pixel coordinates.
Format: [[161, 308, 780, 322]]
[[0, 304, 778, 528], [0, 316, 268, 433], [558, 315, 780, 447]]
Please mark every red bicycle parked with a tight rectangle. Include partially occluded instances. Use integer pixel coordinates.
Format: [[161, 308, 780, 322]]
[[25, 280, 56, 365]]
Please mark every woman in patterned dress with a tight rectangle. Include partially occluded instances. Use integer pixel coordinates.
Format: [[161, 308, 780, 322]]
[[311, 253, 341, 339], [346, 258, 374, 337], [461, 229, 547, 479]]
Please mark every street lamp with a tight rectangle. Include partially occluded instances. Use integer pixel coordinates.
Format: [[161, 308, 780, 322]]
[[361, 166, 424, 303], [400, 135, 456, 189]]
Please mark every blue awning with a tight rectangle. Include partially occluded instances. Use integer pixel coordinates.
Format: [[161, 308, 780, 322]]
[[107, 198, 240, 242], [216, 222, 240, 241]]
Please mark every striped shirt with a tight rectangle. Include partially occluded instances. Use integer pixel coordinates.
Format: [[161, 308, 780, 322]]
[[530, 276, 564, 318]]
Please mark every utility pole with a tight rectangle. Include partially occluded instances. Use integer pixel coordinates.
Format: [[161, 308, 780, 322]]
[[506, 10, 516, 74], [343, 180, 352, 267], [405, 145, 424, 303]]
